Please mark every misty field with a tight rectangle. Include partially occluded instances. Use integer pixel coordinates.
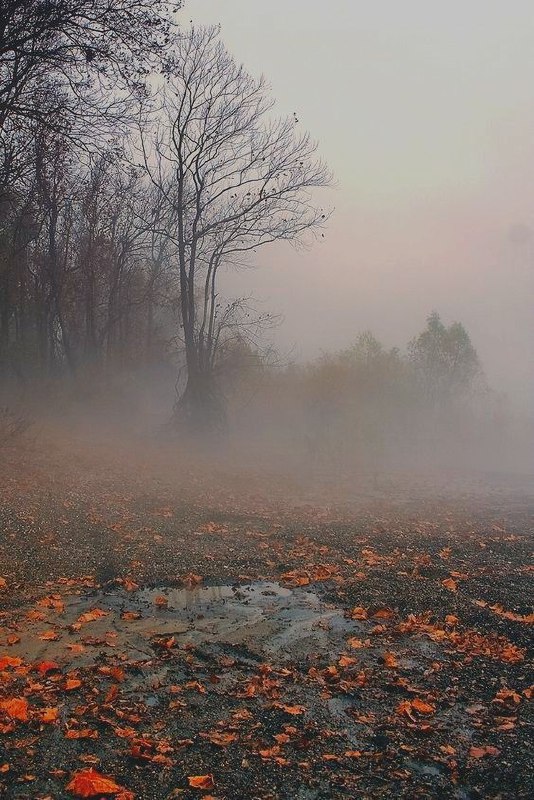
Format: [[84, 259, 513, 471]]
[[0, 431, 532, 799], [1, 3, 534, 799]]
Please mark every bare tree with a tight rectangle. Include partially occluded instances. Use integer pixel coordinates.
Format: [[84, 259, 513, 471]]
[[140, 26, 331, 431], [0, 0, 180, 133]]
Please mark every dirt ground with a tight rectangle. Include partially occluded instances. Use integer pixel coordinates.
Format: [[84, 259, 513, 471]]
[[0, 430, 533, 799]]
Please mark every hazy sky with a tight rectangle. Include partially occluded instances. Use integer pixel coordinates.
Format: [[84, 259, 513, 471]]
[[188, 1, 534, 410]]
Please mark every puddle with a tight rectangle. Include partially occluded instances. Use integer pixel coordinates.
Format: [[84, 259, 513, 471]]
[[2, 581, 365, 668]]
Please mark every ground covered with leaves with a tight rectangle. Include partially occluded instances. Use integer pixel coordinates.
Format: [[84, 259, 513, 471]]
[[0, 433, 532, 799]]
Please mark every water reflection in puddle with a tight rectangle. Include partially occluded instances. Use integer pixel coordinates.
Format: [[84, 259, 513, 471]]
[[4, 581, 365, 667]]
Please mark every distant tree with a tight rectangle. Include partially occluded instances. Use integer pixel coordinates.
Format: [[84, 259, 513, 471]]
[[140, 26, 330, 432], [408, 311, 482, 406]]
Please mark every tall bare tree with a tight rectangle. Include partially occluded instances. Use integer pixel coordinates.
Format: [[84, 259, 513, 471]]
[[0, 0, 180, 133], [140, 26, 331, 431]]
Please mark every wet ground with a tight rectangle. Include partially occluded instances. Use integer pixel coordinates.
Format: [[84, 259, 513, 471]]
[[0, 436, 533, 799]]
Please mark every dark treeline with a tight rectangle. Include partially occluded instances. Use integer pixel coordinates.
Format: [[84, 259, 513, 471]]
[[0, 9, 329, 430], [0, 146, 179, 379], [0, 0, 182, 383]]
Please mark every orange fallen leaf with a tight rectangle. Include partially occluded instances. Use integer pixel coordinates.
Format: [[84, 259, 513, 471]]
[[154, 595, 168, 608], [411, 698, 436, 715], [37, 595, 65, 613], [188, 775, 215, 790], [274, 733, 291, 744], [372, 608, 394, 619], [201, 731, 237, 746], [0, 697, 29, 721], [182, 573, 203, 588], [36, 660, 60, 675], [39, 630, 59, 641], [273, 702, 306, 715], [65, 728, 98, 739], [488, 604, 534, 624], [76, 608, 108, 625], [0, 656, 22, 669], [350, 607, 368, 620], [347, 637, 366, 649], [281, 570, 310, 587], [397, 698, 435, 719], [65, 678, 82, 691], [338, 655, 357, 667], [66, 767, 123, 796], [469, 745, 500, 759], [382, 651, 399, 668], [441, 578, 458, 592], [41, 707, 59, 723]]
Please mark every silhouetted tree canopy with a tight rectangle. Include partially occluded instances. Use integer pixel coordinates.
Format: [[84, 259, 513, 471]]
[[0, 0, 180, 131]]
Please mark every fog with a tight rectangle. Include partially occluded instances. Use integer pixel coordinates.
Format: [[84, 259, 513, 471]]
[[192, 0, 534, 415], [1, 1, 532, 489]]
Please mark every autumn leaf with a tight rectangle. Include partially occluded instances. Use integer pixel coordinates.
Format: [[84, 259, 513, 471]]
[[382, 651, 399, 668], [493, 687, 521, 707], [272, 702, 306, 715], [338, 655, 357, 667], [39, 630, 60, 641], [154, 594, 169, 608], [350, 606, 368, 620], [66, 767, 123, 796], [0, 697, 29, 721], [37, 595, 65, 613], [489, 604, 534, 624], [64, 678, 82, 691], [75, 608, 108, 626], [274, 733, 291, 744], [0, 577, 6, 588], [441, 578, 458, 592], [469, 745, 500, 759], [411, 698, 436, 715], [121, 610, 141, 621], [0, 656, 23, 669], [40, 707, 59, 723], [201, 731, 237, 746], [181, 572, 203, 588], [36, 660, 60, 675], [397, 698, 435, 719], [281, 570, 310, 586], [188, 774, 215, 790], [121, 578, 139, 592], [65, 728, 99, 739], [372, 608, 394, 619]]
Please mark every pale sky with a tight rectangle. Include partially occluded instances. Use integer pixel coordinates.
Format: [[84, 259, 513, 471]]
[[187, 0, 534, 410]]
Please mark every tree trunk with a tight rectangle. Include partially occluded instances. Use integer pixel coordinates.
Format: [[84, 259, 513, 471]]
[[174, 365, 226, 435]]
